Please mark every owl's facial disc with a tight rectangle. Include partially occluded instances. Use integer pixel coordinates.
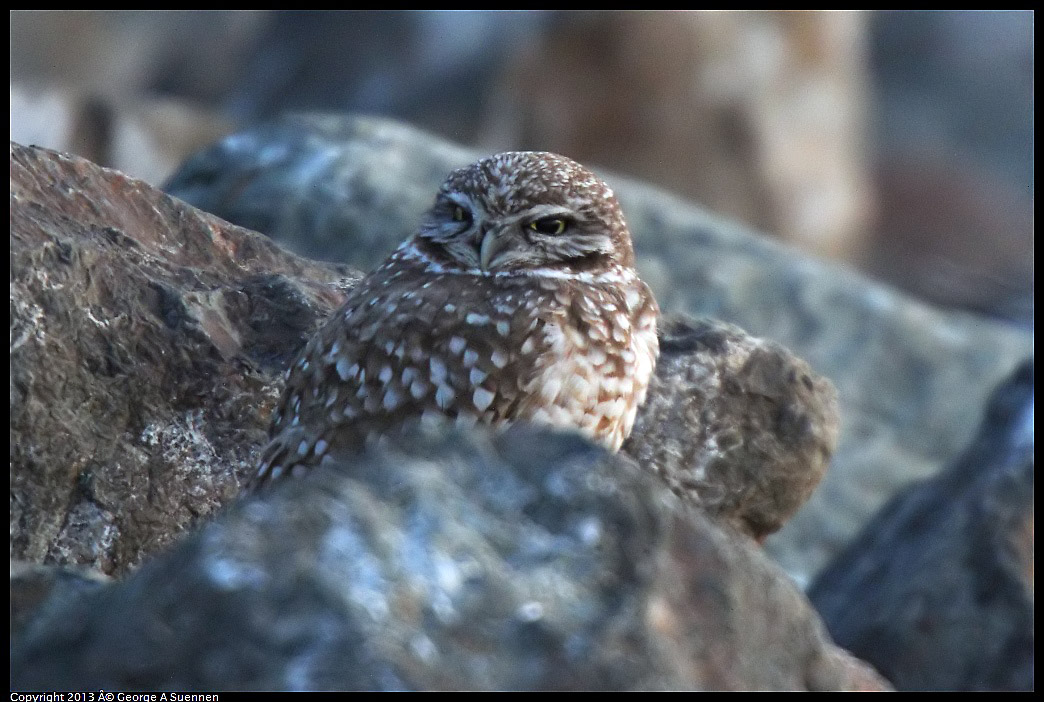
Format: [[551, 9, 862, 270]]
[[477, 208, 610, 271], [421, 198, 615, 272]]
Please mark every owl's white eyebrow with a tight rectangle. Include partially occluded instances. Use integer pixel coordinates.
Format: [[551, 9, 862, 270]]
[[518, 204, 576, 221], [442, 193, 476, 211]]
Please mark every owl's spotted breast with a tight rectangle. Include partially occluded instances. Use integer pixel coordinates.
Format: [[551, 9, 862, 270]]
[[249, 151, 659, 491]]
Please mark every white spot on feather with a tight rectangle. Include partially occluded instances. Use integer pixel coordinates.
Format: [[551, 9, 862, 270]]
[[336, 359, 354, 381], [473, 387, 495, 412], [435, 384, 455, 409], [383, 388, 402, 411], [410, 379, 429, 400], [430, 357, 448, 384]]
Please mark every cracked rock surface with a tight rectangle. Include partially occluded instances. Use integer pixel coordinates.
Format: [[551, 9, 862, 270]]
[[11, 141, 359, 573]]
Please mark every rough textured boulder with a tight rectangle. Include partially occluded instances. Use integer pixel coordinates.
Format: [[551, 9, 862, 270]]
[[626, 317, 838, 541], [13, 427, 887, 691], [11, 141, 358, 573], [163, 114, 1033, 583], [11, 141, 836, 576], [809, 361, 1034, 691]]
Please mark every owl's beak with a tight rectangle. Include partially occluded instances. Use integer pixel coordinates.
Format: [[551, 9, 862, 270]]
[[478, 228, 512, 272]]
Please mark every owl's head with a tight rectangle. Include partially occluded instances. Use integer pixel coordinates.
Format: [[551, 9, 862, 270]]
[[417, 152, 635, 273]]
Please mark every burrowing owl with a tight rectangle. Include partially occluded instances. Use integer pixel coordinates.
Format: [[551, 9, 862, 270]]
[[250, 152, 658, 489]]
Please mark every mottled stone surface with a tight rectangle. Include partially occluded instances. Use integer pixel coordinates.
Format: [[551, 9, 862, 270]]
[[809, 361, 1033, 691], [626, 317, 839, 541], [12, 427, 887, 692], [164, 114, 1032, 582], [11, 141, 358, 574]]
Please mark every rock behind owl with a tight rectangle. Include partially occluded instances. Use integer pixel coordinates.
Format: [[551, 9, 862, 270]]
[[250, 152, 658, 490]]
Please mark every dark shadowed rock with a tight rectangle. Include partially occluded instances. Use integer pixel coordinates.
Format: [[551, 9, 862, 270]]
[[12, 427, 888, 691], [163, 114, 1032, 583], [10, 561, 111, 641], [12, 141, 834, 575], [809, 361, 1033, 691]]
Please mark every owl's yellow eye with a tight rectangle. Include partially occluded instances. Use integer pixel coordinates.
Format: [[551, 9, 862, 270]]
[[452, 206, 468, 223], [529, 217, 568, 235]]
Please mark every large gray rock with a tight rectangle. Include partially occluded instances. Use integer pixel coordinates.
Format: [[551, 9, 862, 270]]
[[12, 427, 887, 691], [164, 114, 1033, 582]]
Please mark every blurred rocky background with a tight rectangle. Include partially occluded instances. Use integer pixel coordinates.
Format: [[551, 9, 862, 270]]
[[11, 10, 1033, 324], [10, 9, 1033, 692]]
